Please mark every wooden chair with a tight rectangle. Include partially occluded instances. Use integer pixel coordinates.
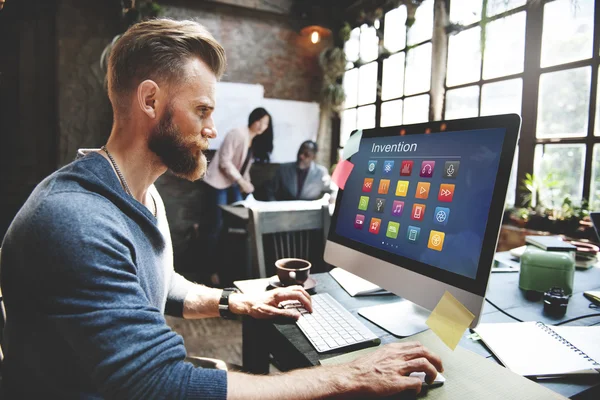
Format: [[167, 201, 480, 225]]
[[248, 205, 331, 278]]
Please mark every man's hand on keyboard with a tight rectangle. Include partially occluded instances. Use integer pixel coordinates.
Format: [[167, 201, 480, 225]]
[[344, 341, 444, 396], [229, 285, 313, 320]]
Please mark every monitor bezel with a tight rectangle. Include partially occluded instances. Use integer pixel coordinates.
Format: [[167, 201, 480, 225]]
[[327, 114, 521, 296]]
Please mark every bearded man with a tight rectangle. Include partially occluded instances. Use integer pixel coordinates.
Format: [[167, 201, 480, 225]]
[[0, 18, 442, 399]]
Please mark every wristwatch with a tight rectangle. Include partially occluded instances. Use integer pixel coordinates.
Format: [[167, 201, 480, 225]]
[[219, 288, 240, 319]]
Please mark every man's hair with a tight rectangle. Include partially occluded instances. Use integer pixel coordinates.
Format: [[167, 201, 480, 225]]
[[300, 140, 318, 153], [107, 18, 226, 111]]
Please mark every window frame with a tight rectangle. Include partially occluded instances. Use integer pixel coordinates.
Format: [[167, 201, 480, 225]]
[[337, 0, 600, 208]]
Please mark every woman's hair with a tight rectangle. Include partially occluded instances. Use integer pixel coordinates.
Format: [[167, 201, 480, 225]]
[[248, 107, 274, 164], [107, 18, 226, 113]]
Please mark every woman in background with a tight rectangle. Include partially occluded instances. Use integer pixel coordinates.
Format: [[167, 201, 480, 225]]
[[203, 107, 272, 282]]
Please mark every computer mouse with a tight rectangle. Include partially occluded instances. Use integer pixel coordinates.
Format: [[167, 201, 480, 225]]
[[409, 371, 445, 388]]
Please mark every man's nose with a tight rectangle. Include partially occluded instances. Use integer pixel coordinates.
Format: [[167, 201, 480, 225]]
[[202, 126, 217, 139]]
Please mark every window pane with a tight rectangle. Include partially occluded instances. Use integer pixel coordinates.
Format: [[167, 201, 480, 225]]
[[596, 66, 600, 137], [405, 43, 432, 96], [449, 0, 482, 26], [445, 85, 479, 120], [382, 52, 405, 101], [487, 0, 526, 17], [344, 27, 360, 63], [343, 68, 358, 108], [340, 108, 357, 147], [483, 12, 526, 79], [537, 67, 591, 138], [541, 0, 594, 68], [357, 105, 376, 130], [358, 62, 378, 106], [506, 148, 519, 207], [591, 145, 600, 210], [447, 27, 481, 87], [384, 5, 407, 53], [481, 78, 522, 116], [407, 0, 434, 45], [360, 25, 379, 63], [534, 144, 585, 207], [381, 99, 404, 127], [403, 94, 429, 124]]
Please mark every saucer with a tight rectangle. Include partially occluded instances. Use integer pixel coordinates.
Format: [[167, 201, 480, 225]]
[[268, 276, 317, 291]]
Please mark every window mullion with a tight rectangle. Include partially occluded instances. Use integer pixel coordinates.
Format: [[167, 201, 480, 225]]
[[582, 3, 600, 202], [516, 2, 544, 207]]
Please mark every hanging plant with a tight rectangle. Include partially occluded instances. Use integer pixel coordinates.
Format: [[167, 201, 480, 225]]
[[319, 46, 347, 111]]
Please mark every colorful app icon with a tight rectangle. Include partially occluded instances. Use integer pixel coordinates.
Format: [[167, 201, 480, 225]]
[[367, 160, 378, 175], [386, 221, 400, 239], [362, 178, 374, 192], [433, 207, 450, 226], [438, 184, 455, 202], [396, 180, 410, 197], [400, 160, 414, 176], [374, 198, 386, 213], [415, 182, 431, 200], [420, 161, 435, 178], [383, 160, 395, 175], [391, 200, 404, 217], [354, 214, 365, 230], [407, 226, 421, 243], [378, 179, 391, 194], [444, 161, 460, 179], [358, 196, 369, 211], [411, 203, 426, 221], [428, 230, 445, 251], [369, 218, 382, 234]]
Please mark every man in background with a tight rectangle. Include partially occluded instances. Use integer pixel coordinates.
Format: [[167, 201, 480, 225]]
[[269, 140, 333, 201]]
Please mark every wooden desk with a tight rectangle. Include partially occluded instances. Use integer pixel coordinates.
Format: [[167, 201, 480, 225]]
[[239, 269, 600, 399]]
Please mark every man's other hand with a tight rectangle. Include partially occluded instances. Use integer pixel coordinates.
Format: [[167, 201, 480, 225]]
[[340, 341, 444, 396], [229, 286, 312, 319]]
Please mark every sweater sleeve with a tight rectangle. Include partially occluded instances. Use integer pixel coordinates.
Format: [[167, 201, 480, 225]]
[[31, 192, 227, 400], [218, 129, 244, 182], [165, 272, 196, 317]]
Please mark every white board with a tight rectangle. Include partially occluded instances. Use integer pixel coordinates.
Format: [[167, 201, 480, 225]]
[[211, 82, 264, 149], [261, 98, 320, 163], [211, 82, 320, 164]]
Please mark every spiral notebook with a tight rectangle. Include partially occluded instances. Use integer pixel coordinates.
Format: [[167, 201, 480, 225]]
[[474, 322, 600, 377]]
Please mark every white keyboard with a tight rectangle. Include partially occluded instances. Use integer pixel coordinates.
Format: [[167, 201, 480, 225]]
[[291, 293, 380, 353]]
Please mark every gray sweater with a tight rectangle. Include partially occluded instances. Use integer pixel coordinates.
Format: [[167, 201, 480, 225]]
[[0, 151, 227, 399]]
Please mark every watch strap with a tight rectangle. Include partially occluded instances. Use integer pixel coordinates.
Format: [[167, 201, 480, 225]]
[[219, 288, 240, 319]]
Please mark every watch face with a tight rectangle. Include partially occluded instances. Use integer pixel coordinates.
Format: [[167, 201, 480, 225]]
[[219, 288, 239, 319]]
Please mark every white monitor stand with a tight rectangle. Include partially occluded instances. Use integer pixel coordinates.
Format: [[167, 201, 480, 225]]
[[358, 300, 431, 337]]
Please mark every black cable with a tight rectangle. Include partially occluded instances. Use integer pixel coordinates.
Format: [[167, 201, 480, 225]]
[[553, 313, 600, 326], [485, 298, 524, 322], [485, 298, 600, 325]]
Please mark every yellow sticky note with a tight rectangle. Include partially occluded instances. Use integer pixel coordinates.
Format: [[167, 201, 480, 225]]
[[426, 291, 475, 350]]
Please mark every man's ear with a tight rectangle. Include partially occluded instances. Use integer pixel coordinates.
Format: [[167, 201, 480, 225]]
[[137, 80, 160, 119]]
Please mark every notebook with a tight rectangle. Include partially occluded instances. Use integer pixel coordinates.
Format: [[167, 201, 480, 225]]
[[474, 322, 600, 377], [329, 267, 391, 296]]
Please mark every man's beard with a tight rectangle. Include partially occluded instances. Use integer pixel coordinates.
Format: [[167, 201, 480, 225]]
[[148, 108, 207, 181]]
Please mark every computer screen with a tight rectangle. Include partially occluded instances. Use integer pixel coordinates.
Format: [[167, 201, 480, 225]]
[[325, 115, 520, 327]]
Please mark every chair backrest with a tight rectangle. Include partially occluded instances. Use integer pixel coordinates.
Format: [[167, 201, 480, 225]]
[[248, 205, 331, 278]]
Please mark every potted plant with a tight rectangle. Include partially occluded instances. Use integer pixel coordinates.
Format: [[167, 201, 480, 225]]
[[502, 173, 594, 243]]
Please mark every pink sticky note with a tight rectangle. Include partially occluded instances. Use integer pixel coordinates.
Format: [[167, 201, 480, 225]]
[[332, 159, 354, 190]]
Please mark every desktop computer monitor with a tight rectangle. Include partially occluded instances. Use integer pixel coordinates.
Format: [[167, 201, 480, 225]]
[[324, 114, 521, 336]]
